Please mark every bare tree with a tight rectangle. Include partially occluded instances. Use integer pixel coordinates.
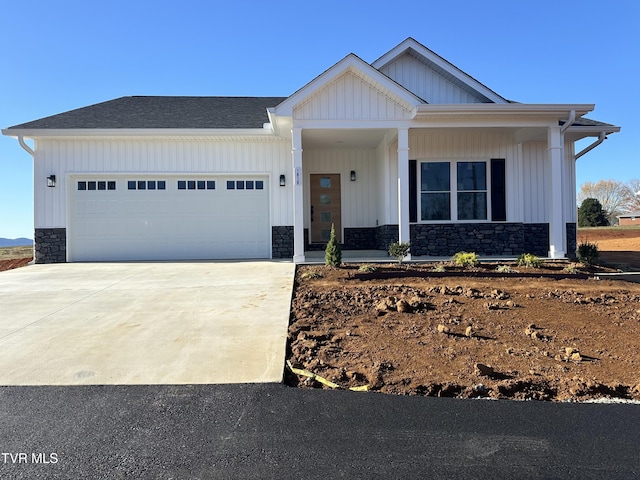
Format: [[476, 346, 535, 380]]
[[625, 179, 640, 212], [578, 179, 633, 224]]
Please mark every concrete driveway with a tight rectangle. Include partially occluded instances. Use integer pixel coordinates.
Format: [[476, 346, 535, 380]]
[[0, 261, 295, 385]]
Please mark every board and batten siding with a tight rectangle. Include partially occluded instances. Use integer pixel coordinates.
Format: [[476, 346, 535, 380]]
[[293, 71, 414, 121], [33, 137, 292, 229], [303, 148, 378, 230], [378, 53, 487, 104]]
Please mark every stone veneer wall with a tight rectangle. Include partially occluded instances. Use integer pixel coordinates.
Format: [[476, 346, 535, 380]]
[[566, 223, 577, 260], [342, 228, 377, 250], [522, 224, 549, 257], [34, 228, 66, 264], [375, 224, 399, 251], [271, 226, 294, 259]]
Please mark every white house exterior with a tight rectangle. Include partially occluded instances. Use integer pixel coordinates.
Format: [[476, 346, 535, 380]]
[[3, 38, 620, 263]]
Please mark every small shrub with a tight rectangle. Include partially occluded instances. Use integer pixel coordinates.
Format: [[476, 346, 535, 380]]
[[563, 263, 579, 274], [496, 264, 514, 274], [300, 269, 324, 280], [324, 224, 342, 267], [432, 264, 446, 273], [388, 241, 410, 264], [576, 240, 599, 265], [452, 251, 479, 267], [517, 253, 542, 268], [358, 264, 378, 273]]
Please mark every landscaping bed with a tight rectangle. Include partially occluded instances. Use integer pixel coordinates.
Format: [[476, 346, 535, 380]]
[[286, 260, 640, 402]]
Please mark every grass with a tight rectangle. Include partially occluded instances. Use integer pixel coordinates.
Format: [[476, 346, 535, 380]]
[[0, 246, 33, 260]]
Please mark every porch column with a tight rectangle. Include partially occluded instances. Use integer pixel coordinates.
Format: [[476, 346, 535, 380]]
[[292, 127, 305, 263], [397, 128, 411, 260], [547, 125, 565, 259]]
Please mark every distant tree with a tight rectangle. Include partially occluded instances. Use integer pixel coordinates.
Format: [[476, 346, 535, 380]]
[[625, 178, 640, 212], [578, 198, 609, 227], [578, 180, 633, 224]]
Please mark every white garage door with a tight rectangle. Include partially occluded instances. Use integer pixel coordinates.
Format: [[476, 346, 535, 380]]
[[69, 176, 270, 261]]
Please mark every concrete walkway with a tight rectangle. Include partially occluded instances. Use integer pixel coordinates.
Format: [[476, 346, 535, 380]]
[[0, 261, 295, 385]]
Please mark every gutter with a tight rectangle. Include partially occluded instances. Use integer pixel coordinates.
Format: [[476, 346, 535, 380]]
[[576, 132, 607, 160], [17, 135, 34, 157]]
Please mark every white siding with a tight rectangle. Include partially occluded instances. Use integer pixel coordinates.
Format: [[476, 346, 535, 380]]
[[33, 137, 292, 228], [379, 54, 487, 104], [521, 142, 549, 223], [303, 148, 378, 230], [564, 140, 577, 223], [293, 71, 414, 121]]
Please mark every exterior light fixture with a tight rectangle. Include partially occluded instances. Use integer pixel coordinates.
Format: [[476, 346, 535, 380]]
[[46, 175, 56, 187], [350, 170, 356, 181], [279, 174, 286, 187]]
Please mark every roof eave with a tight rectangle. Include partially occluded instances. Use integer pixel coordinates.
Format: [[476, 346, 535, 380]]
[[1, 127, 278, 139]]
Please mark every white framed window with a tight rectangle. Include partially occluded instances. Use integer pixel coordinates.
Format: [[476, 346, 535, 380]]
[[420, 160, 489, 222]]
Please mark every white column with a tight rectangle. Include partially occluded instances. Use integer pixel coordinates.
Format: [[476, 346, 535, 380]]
[[292, 127, 305, 263], [397, 128, 411, 260], [547, 126, 565, 259]]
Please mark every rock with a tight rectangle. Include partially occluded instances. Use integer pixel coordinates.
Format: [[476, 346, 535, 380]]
[[437, 324, 450, 334], [524, 327, 535, 336], [396, 299, 412, 313], [465, 326, 474, 337], [565, 347, 578, 356], [571, 352, 583, 362], [474, 363, 494, 377]]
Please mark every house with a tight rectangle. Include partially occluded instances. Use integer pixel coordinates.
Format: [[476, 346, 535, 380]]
[[618, 211, 640, 226], [2, 38, 620, 264]]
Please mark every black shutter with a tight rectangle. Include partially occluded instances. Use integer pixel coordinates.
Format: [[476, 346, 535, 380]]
[[409, 160, 417, 223], [491, 159, 506, 221]]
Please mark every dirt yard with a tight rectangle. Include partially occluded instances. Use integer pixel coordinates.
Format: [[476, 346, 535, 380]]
[[579, 227, 640, 269], [287, 232, 640, 401], [0, 246, 33, 272]]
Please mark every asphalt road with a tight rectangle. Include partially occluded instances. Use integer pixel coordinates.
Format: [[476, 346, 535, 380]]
[[0, 384, 639, 479]]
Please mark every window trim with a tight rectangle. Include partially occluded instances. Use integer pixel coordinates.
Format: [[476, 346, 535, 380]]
[[418, 159, 492, 223]]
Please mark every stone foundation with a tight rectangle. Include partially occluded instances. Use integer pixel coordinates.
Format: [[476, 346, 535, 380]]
[[271, 226, 293, 259], [34, 228, 66, 264], [566, 223, 577, 260]]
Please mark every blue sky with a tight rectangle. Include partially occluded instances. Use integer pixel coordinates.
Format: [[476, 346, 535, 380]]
[[1, 0, 638, 239]]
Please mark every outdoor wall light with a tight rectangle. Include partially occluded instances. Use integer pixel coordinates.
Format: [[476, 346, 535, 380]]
[[46, 175, 56, 187], [350, 170, 356, 181], [279, 174, 286, 187]]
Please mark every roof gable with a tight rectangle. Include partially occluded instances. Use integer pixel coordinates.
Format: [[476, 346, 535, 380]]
[[274, 54, 422, 120], [372, 38, 508, 104]]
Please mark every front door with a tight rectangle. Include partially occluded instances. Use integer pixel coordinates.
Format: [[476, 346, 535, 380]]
[[310, 174, 341, 243]]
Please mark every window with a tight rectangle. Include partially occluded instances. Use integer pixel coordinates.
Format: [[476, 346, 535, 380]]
[[197, 180, 205, 190], [227, 181, 235, 190], [158, 181, 166, 190], [256, 180, 264, 190], [457, 162, 486, 220], [420, 162, 450, 220], [78, 180, 116, 191], [128, 181, 136, 190], [178, 181, 186, 190], [420, 161, 488, 221], [206, 181, 215, 190]]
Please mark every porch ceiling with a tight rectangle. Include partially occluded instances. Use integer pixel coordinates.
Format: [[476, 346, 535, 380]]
[[302, 128, 392, 148]]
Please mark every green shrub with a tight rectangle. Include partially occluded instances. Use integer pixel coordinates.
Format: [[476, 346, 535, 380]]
[[324, 224, 342, 267], [496, 264, 514, 274], [388, 241, 410, 264], [563, 264, 579, 274], [300, 269, 324, 280], [576, 240, 599, 265], [452, 251, 479, 267], [432, 264, 446, 273], [358, 264, 378, 273], [517, 253, 542, 268]]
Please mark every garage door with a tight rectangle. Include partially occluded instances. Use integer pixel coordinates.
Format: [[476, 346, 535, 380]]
[[69, 176, 270, 261]]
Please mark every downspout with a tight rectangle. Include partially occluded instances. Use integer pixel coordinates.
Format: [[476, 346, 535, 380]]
[[575, 132, 606, 160], [17, 135, 34, 157], [560, 109, 576, 134]]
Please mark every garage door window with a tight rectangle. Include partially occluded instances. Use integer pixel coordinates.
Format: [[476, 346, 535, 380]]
[[178, 180, 216, 190], [78, 181, 116, 191], [227, 179, 264, 190], [128, 180, 166, 190]]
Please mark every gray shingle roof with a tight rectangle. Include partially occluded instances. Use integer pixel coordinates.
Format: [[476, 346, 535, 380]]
[[7, 96, 287, 130]]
